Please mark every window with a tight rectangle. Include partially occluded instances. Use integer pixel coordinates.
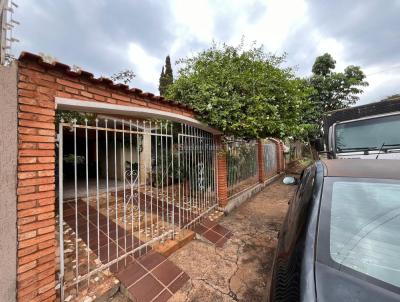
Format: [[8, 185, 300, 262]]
[[326, 180, 400, 289], [335, 114, 400, 152]]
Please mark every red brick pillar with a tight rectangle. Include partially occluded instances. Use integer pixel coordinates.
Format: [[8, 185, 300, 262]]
[[16, 64, 57, 302], [257, 140, 265, 183], [215, 135, 228, 207]]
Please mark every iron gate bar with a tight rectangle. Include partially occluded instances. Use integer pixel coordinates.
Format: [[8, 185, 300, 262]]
[[178, 126, 181, 230], [85, 119, 90, 286], [149, 121, 153, 240], [164, 121, 168, 235], [171, 123, 175, 232], [114, 119, 119, 271], [155, 122, 159, 239], [105, 119, 110, 264], [136, 120, 141, 257], [96, 119, 100, 256], [160, 121, 164, 236], [73, 120, 78, 293], [58, 122, 64, 302], [62, 123, 173, 137], [58, 118, 218, 299], [129, 121, 134, 261], [122, 120, 126, 267]]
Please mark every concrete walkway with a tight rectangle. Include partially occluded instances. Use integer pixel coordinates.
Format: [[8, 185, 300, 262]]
[[168, 178, 296, 302]]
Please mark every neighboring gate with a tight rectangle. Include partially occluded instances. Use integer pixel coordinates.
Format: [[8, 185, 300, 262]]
[[57, 118, 217, 299], [263, 141, 277, 177]]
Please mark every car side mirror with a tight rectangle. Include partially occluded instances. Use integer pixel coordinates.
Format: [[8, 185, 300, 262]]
[[283, 176, 298, 185]]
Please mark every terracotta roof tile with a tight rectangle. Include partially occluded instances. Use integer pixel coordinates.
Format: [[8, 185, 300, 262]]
[[18, 51, 191, 111]]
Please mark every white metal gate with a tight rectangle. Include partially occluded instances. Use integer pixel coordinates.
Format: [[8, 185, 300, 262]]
[[57, 118, 217, 300], [263, 141, 277, 176]]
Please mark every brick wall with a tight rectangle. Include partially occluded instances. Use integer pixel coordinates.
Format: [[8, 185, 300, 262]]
[[277, 140, 285, 172], [15, 54, 196, 302]]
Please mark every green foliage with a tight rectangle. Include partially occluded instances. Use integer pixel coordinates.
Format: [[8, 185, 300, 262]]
[[311, 53, 336, 76], [159, 55, 174, 96], [110, 69, 136, 84], [63, 154, 85, 164], [55, 110, 96, 126], [307, 53, 368, 136], [166, 42, 312, 139]]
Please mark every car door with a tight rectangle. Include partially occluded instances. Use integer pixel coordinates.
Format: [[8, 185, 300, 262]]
[[270, 165, 316, 301]]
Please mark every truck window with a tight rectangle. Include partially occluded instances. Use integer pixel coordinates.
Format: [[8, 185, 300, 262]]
[[335, 114, 400, 152]]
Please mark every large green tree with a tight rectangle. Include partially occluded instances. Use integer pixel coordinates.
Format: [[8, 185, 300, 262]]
[[159, 55, 174, 96], [166, 43, 312, 139], [307, 53, 368, 133]]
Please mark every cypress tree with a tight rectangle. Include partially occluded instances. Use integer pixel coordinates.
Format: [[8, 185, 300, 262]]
[[159, 66, 166, 96], [159, 55, 174, 96], [164, 55, 173, 86]]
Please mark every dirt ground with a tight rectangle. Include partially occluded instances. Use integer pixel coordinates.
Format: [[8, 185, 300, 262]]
[[168, 177, 295, 302], [110, 173, 298, 302]]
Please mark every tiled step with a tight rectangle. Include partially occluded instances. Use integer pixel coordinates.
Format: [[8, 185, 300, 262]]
[[193, 218, 233, 248], [63, 201, 192, 301], [118, 251, 189, 302]]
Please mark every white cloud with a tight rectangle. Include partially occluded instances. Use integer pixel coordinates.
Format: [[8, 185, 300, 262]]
[[225, 0, 308, 52], [170, 0, 214, 44], [315, 36, 346, 70], [359, 67, 400, 104], [13, 0, 399, 101], [127, 42, 161, 85]]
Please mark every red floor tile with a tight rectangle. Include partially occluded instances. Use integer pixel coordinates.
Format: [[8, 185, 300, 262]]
[[202, 229, 223, 244], [152, 260, 182, 287], [138, 251, 166, 271], [168, 272, 190, 294], [193, 223, 208, 235], [116, 260, 148, 287], [211, 224, 230, 237], [152, 289, 172, 302], [128, 273, 164, 302]]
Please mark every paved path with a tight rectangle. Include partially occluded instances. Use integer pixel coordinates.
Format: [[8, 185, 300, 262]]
[[168, 178, 296, 302]]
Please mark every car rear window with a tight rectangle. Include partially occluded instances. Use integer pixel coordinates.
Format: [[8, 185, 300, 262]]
[[329, 181, 400, 288]]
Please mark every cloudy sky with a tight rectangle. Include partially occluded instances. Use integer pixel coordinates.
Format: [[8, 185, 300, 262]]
[[12, 0, 400, 104]]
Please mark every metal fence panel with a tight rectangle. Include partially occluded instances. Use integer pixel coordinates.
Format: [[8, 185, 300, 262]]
[[263, 142, 277, 177], [226, 140, 259, 197]]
